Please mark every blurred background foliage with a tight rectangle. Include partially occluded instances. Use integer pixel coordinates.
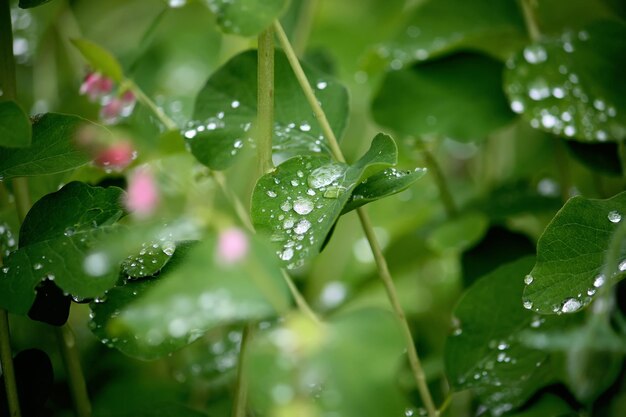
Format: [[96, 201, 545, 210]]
[[2, 0, 626, 416]]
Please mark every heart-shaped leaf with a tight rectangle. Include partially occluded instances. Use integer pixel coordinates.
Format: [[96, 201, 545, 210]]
[[446, 257, 572, 415], [0, 182, 126, 314], [375, 0, 526, 68], [89, 236, 290, 360], [504, 21, 626, 142], [0, 100, 31, 148], [251, 133, 397, 269], [247, 309, 408, 417], [0, 113, 95, 180], [205, 0, 288, 37], [187, 49, 348, 170], [372, 53, 515, 142], [523, 191, 626, 314], [341, 167, 427, 213], [71, 38, 124, 82]]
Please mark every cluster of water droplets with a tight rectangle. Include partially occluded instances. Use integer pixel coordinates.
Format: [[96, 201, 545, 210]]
[[506, 30, 623, 142], [121, 240, 176, 279], [0, 222, 17, 258], [261, 161, 348, 269]]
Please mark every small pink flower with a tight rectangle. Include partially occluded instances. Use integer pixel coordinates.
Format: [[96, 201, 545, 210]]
[[125, 168, 159, 217], [216, 228, 249, 264], [79, 72, 114, 102], [95, 140, 136, 170], [100, 98, 124, 125]]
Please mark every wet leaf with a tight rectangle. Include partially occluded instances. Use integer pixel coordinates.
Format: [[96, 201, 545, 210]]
[[427, 212, 489, 253], [247, 309, 408, 417], [251, 133, 396, 269], [89, 238, 290, 360], [206, 0, 288, 37], [0, 182, 126, 314], [0, 113, 95, 180], [372, 53, 515, 142], [375, 0, 526, 68], [523, 191, 626, 314], [95, 403, 211, 417], [0, 100, 31, 148], [504, 21, 626, 142], [341, 167, 427, 213], [121, 240, 175, 279], [188, 49, 348, 170], [446, 257, 569, 415], [71, 38, 124, 82]]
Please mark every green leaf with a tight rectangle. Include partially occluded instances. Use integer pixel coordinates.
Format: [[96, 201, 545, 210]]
[[446, 257, 569, 414], [95, 403, 211, 417], [535, 0, 622, 36], [427, 212, 489, 253], [206, 0, 289, 37], [504, 394, 575, 417], [0, 100, 31, 148], [18, 0, 53, 8], [121, 240, 175, 279], [523, 192, 626, 314], [504, 21, 626, 142], [247, 309, 408, 417], [71, 38, 124, 82], [89, 237, 290, 360], [188, 49, 348, 170], [0, 182, 126, 314], [375, 0, 527, 68], [372, 53, 515, 142], [251, 133, 397, 269], [0, 113, 95, 180], [341, 167, 427, 213]]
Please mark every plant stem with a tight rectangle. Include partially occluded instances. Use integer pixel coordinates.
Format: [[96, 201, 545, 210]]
[[231, 325, 252, 417], [56, 325, 92, 417], [520, 0, 541, 42], [421, 148, 458, 218], [0, 2, 23, 415], [128, 80, 178, 131], [273, 19, 437, 417], [281, 270, 320, 324], [257, 27, 275, 175], [292, 0, 318, 57], [0, 310, 21, 417], [273, 21, 345, 163]]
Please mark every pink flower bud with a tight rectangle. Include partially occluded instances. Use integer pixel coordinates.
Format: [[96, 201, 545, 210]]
[[100, 98, 124, 125], [79, 72, 114, 102], [94, 141, 136, 170], [125, 168, 159, 217], [216, 228, 249, 264]]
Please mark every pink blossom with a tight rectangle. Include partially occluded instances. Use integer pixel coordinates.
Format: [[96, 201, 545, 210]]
[[216, 228, 249, 264], [79, 72, 113, 102], [125, 168, 159, 217], [94, 141, 136, 170], [100, 98, 124, 125]]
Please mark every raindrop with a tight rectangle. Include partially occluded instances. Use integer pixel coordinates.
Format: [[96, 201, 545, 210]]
[[619, 260, 626, 272], [280, 201, 292, 212], [524, 275, 534, 285], [510, 100, 524, 113], [293, 197, 313, 215], [307, 164, 345, 189], [280, 248, 294, 261], [608, 210, 622, 223], [266, 190, 277, 198], [593, 274, 605, 288], [316, 81, 328, 90], [33, 263, 43, 270], [231, 100, 240, 109], [561, 298, 582, 313], [299, 123, 312, 132], [523, 300, 533, 310], [293, 219, 311, 235], [523, 45, 547, 64]]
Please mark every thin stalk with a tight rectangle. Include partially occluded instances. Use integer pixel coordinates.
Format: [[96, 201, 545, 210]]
[[273, 21, 345, 163], [274, 20, 437, 417], [520, 0, 541, 42], [128, 80, 178, 131], [281, 270, 320, 324], [231, 325, 252, 417], [257, 27, 276, 175], [292, 0, 318, 57], [56, 325, 91, 417], [0, 310, 21, 417], [0, 2, 23, 415], [421, 149, 458, 218], [437, 393, 453, 416]]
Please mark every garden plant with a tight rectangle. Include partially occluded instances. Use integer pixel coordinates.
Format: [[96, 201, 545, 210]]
[[1, 0, 626, 416]]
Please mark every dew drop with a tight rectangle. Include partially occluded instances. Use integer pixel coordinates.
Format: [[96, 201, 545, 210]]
[[266, 190, 277, 198], [523, 300, 533, 310], [307, 164, 345, 189], [316, 81, 328, 90], [510, 100, 524, 113], [293, 197, 314, 215], [608, 210, 621, 223], [593, 274, 605, 288], [561, 298, 582, 313], [299, 123, 312, 132], [523, 45, 547, 64], [293, 219, 311, 235], [619, 259, 626, 272]]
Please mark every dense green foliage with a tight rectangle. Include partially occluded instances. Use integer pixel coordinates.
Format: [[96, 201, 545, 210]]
[[1, 0, 626, 416]]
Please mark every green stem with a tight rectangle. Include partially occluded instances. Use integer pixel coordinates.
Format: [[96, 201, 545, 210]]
[[274, 20, 437, 417], [257, 27, 275, 175], [56, 325, 92, 417], [0, 2, 23, 415], [0, 310, 21, 417], [273, 21, 345, 163], [437, 393, 453, 416], [421, 148, 458, 218], [292, 0, 318, 57], [281, 270, 320, 324], [520, 0, 541, 42], [231, 325, 252, 417], [128, 80, 178, 131]]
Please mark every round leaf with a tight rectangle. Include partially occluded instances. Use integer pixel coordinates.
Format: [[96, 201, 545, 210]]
[[206, 0, 288, 37]]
